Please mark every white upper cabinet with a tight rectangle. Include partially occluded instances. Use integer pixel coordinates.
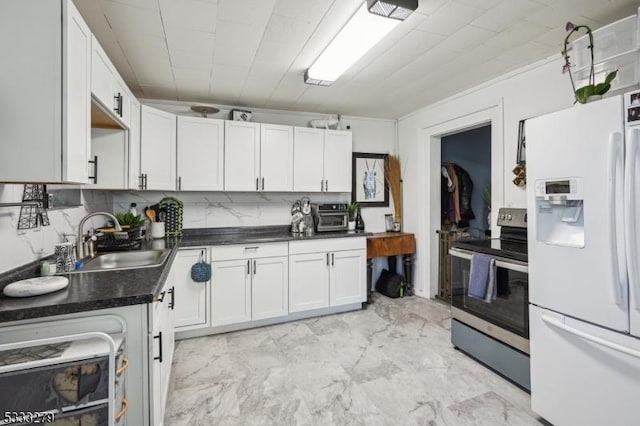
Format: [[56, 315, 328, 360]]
[[293, 127, 325, 192], [177, 116, 224, 191], [140, 105, 176, 190], [323, 130, 353, 192], [224, 121, 260, 191], [293, 128, 352, 192], [128, 99, 142, 190], [260, 124, 294, 191], [91, 35, 131, 128], [0, 0, 91, 183]]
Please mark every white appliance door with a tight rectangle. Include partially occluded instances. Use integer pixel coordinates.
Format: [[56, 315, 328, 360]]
[[530, 305, 640, 426], [527, 96, 629, 332], [626, 126, 640, 337]]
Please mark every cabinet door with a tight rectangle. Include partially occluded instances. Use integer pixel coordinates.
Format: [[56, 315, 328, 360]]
[[141, 105, 176, 190], [330, 249, 366, 307], [177, 117, 224, 191], [90, 35, 113, 113], [63, 0, 92, 184], [90, 128, 127, 189], [289, 253, 330, 313], [323, 130, 352, 192], [128, 99, 141, 189], [252, 256, 288, 320], [293, 127, 325, 192], [150, 312, 163, 426], [260, 124, 293, 191], [224, 121, 260, 191], [211, 259, 252, 326], [173, 248, 209, 330]]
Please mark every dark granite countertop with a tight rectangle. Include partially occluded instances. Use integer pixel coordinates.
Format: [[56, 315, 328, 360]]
[[0, 226, 370, 323]]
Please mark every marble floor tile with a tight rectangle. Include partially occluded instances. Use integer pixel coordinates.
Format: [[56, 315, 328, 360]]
[[165, 294, 543, 425]]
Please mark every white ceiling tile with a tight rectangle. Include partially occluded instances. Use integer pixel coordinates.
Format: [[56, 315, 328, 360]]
[[253, 41, 299, 65], [217, 0, 276, 25], [272, 0, 333, 21], [174, 68, 212, 92], [267, 72, 308, 103], [100, 0, 159, 9], [417, 2, 485, 36], [165, 29, 216, 53], [159, 0, 218, 33], [483, 21, 550, 50], [495, 40, 553, 65], [471, 0, 546, 32], [261, 15, 316, 46], [454, 0, 502, 10], [248, 60, 287, 79], [102, 1, 165, 37], [170, 49, 215, 69], [437, 25, 497, 52], [416, 0, 448, 15]]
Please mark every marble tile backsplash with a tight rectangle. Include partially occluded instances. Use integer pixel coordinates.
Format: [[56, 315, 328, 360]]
[[111, 191, 351, 229], [0, 185, 113, 274]]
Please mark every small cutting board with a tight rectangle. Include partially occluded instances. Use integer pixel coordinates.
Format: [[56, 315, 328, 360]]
[[3, 276, 69, 298]]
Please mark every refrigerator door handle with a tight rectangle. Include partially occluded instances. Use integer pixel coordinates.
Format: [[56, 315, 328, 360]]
[[625, 128, 640, 310], [608, 132, 626, 304], [542, 314, 640, 360]]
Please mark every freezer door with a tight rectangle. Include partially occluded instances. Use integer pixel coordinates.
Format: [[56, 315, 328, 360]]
[[530, 305, 640, 426], [626, 127, 640, 337], [527, 95, 628, 332]]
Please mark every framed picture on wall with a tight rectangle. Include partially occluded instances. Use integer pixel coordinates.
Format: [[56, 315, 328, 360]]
[[351, 152, 389, 207]]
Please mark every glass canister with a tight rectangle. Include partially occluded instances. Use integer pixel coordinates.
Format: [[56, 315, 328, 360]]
[[385, 214, 393, 231]]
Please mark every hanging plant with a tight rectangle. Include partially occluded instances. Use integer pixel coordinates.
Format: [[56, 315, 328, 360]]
[[562, 21, 618, 104]]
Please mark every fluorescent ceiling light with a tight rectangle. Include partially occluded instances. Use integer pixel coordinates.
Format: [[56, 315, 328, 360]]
[[367, 0, 418, 21], [305, 3, 401, 86]]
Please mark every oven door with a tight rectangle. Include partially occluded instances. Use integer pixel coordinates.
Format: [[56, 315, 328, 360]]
[[449, 248, 529, 352], [317, 213, 347, 231]]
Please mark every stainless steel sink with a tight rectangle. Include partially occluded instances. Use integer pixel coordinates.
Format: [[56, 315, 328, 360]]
[[73, 249, 171, 273]]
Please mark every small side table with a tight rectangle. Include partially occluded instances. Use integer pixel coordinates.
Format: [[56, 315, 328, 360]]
[[366, 232, 417, 301]]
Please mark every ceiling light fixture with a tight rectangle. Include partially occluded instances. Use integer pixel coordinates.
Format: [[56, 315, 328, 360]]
[[367, 0, 418, 21], [305, 1, 415, 86]]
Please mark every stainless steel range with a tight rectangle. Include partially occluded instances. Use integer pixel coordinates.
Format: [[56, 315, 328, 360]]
[[449, 207, 530, 390]]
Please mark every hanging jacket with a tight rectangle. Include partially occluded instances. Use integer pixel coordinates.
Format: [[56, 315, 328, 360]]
[[453, 164, 474, 227]]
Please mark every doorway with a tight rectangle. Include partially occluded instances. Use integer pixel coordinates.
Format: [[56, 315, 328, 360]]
[[438, 125, 492, 301], [409, 102, 503, 299]]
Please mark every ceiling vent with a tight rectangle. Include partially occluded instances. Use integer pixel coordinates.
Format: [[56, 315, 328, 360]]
[[367, 0, 418, 21]]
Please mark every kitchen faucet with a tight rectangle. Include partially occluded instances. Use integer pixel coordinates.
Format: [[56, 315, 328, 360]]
[[77, 212, 122, 259]]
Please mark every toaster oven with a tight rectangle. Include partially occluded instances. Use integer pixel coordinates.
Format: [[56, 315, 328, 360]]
[[312, 203, 349, 232]]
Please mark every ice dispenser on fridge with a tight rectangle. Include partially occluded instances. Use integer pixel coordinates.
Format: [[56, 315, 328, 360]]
[[533, 177, 585, 248]]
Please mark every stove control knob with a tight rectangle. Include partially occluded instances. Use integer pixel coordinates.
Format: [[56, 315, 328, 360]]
[[507, 214, 512, 220]]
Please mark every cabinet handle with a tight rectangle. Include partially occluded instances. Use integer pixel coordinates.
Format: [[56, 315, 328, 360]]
[[145, 173, 148, 190], [326, 253, 330, 266], [262, 177, 265, 190], [244, 246, 259, 251], [256, 177, 259, 190], [321, 180, 324, 192], [114, 93, 123, 117], [247, 260, 250, 275], [138, 174, 144, 190], [153, 332, 163, 363], [88, 155, 98, 184], [326, 180, 328, 191], [115, 399, 128, 422], [253, 259, 257, 275], [116, 357, 129, 377], [169, 286, 175, 310], [178, 176, 182, 191], [332, 253, 334, 266]]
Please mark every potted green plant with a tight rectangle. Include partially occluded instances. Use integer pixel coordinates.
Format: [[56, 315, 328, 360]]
[[562, 21, 618, 104], [347, 201, 359, 231]]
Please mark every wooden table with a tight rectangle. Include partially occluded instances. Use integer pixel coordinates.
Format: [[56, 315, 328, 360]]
[[366, 232, 416, 298]]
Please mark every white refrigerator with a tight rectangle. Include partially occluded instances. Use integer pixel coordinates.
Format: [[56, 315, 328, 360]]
[[527, 93, 640, 426]]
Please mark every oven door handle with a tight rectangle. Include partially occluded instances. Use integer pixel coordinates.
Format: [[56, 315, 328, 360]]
[[449, 248, 528, 273]]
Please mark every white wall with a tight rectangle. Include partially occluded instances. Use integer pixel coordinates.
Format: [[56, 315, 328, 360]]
[[0, 186, 113, 274], [399, 55, 576, 298]]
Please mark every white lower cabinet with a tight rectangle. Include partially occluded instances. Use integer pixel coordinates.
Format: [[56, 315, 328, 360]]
[[211, 259, 252, 327], [289, 238, 367, 313], [149, 270, 175, 426], [251, 256, 289, 320], [173, 248, 209, 330], [289, 253, 330, 312]]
